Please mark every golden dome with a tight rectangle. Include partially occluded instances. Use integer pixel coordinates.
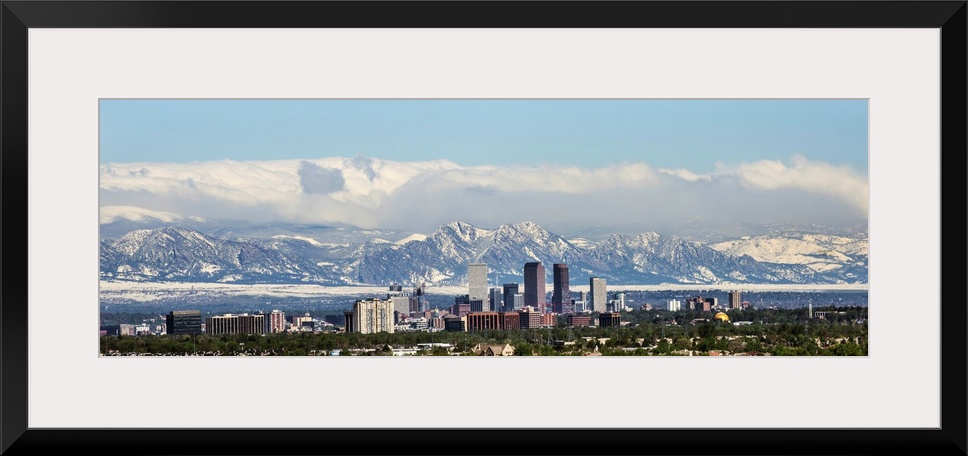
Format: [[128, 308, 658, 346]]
[[714, 312, 730, 322]]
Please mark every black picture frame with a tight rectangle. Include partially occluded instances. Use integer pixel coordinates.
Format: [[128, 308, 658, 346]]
[[2, 1, 965, 455]]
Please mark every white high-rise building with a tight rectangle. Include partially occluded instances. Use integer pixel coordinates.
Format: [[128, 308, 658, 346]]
[[590, 277, 607, 312], [467, 263, 489, 308], [667, 299, 681, 312], [350, 298, 395, 334]]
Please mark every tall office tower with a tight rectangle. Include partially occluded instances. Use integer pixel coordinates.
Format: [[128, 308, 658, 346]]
[[728, 291, 742, 309], [523, 262, 546, 314], [488, 288, 503, 312], [268, 310, 286, 333], [502, 283, 520, 312], [348, 298, 395, 334], [552, 263, 570, 314], [590, 277, 607, 313], [467, 263, 489, 309]]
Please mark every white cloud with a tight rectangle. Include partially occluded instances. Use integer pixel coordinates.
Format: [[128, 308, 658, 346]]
[[297, 161, 345, 194], [99, 155, 868, 235], [658, 168, 711, 182], [715, 154, 869, 213]]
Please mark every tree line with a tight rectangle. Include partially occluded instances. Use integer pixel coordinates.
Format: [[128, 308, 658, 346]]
[[100, 306, 867, 356]]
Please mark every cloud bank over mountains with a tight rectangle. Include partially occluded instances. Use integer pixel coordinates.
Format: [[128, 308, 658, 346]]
[[99, 155, 868, 236]]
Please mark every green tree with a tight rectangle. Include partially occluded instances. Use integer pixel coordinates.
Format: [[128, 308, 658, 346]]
[[514, 343, 534, 356]]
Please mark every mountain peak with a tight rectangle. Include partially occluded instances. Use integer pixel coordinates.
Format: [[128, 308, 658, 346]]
[[445, 220, 477, 230], [437, 221, 492, 243]]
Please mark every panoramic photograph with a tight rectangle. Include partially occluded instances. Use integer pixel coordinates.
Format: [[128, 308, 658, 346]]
[[98, 99, 869, 356]]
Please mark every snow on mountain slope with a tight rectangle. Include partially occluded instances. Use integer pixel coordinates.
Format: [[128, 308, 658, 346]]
[[799, 233, 869, 256], [395, 233, 429, 245], [708, 234, 867, 273], [567, 238, 597, 249], [99, 220, 868, 286], [271, 235, 324, 247]]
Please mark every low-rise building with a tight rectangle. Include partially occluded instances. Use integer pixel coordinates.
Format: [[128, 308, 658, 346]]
[[206, 313, 267, 335], [519, 307, 542, 329], [540, 313, 556, 327], [166, 310, 202, 335], [444, 316, 466, 332], [598, 312, 621, 327], [466, 312, 521, 331]]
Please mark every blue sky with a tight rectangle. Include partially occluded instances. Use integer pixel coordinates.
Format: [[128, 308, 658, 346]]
[[100, 99, 867, 174]]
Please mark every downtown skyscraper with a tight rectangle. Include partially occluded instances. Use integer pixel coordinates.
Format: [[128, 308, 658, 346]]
[[467, 263, 489, 309], [552, 263, 570, 314], [523, 262, 546, 314], [590, 277, 607, 313], [488, 287, 503, 312], [502, 283, 520, 312]]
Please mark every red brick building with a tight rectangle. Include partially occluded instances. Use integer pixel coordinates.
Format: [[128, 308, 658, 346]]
[[466, 312, 521, 331], [567, 315, 592, 327]]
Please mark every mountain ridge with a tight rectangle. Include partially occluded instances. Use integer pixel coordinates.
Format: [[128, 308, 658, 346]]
[[99, 217, 868, 287]]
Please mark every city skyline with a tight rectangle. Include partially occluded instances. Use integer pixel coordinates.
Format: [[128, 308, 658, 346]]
[[99, 99, 868, 237]]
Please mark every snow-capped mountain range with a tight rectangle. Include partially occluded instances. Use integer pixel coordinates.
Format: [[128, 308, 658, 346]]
[[99, 206, 868, 286]]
